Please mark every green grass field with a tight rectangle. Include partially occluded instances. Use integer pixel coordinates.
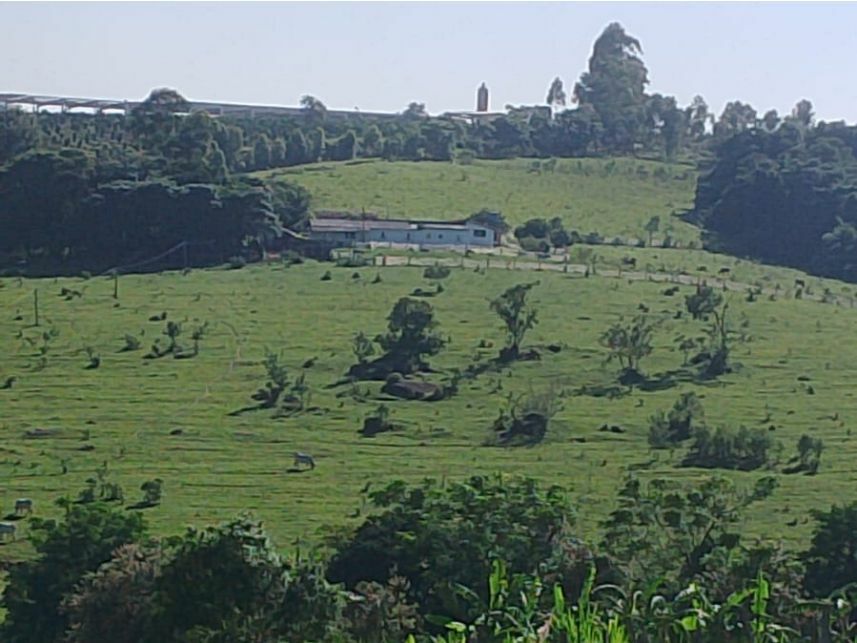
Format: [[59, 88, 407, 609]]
[[2, 256, 857, 563], [262, 157, 700, 244]]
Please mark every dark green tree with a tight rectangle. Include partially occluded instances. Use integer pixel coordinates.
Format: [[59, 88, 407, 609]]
[[129, 87, 189, 151], [402, 102, 428, 120], [713, 101, 757, 139], [602, 475, 778, 594], [61, 543, 163, 643], [546, 76, 567, 111], [327, 475, 581, 624], [374, 297, 446, 375], [0, 503, 147, 643], [286, 129, 310, 166], [804, 501, 857, 597], [600, 314, 657, 379], [300, 95, 327, 125], [490, 282, 540, 361], [573, 22, 649, 152], [252, 133, 272, 169]]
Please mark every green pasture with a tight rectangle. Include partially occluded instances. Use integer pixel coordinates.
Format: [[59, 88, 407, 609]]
[[2, 259, 857, 562], [261, 157, 699, 244]]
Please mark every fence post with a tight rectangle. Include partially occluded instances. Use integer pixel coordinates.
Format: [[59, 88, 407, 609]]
[[33, 289, 40, 327]]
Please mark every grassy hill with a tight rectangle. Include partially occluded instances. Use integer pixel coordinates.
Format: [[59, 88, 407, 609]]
[[1, 256, 856, 559], [261, 157, 700, 244]]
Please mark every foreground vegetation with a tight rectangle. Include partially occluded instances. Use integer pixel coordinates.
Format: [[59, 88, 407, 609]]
[[3, 473, 857, 641]]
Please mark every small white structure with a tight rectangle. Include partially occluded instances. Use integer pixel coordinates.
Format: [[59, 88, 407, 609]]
[[309, 216, 497, 249]]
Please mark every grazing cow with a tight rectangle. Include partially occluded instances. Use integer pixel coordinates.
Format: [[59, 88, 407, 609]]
[[718, 267, 731, 275], [0, 522, 16, 542], [293, 452, 315, 470], [14, 498, 33, 516]]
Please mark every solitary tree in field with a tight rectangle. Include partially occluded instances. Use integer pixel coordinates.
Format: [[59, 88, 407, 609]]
[[375, 298, 446, 375], [685, 283, 722, 320], [703, 302, 733, 377], [251, 350, 289, 408], [490, 282, 539, 361], [600, 314, 656, 380]]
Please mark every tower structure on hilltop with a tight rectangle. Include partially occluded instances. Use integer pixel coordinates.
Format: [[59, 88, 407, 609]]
[[476, 83, 489, 112]]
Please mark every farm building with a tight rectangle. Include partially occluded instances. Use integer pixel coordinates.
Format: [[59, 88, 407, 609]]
[[308, 214, 498, 249]]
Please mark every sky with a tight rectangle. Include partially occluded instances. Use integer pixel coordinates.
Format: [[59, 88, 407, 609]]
[[2, 1, 856, 123]]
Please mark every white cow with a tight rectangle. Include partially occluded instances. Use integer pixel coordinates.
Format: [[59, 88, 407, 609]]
[[14, 498, 33, 516], [293, 452, 315, 470], [0, 522, 16, 542]]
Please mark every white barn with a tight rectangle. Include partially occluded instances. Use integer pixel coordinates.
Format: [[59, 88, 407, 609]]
[[309, 216, 497, 249]]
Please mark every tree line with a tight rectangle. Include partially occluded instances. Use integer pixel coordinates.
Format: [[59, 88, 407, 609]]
[[692, 115, 857, 281], [2, 20, 854, 278], [0, 23, 717, 173]]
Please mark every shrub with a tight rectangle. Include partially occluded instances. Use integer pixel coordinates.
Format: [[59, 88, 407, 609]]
[[84, 347, 100, 370], [455, 149, 476, 165], [281, 250, 304, 266], [513, 218, 550, 240], [335, 254, 370, 268], [488, 387, 561, 447], [120, 334, 141, 352], [226, 255, 246, 270], [648, 392, 704, 448], [682, 425, 774, 471], [326, 475, 580, 625], [250, 350, 289, 408], [423, 264, 451, 280], [360, 404, 394, 437], [685, 284, 723, 320], [549, 226, 573, 249], [785, 434, 823, 474], [518, 236, 550, 253], [139, 479, 163, 506]]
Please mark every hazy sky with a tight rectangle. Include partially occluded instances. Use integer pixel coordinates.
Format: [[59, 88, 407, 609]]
[[3, 2, 856, 123]]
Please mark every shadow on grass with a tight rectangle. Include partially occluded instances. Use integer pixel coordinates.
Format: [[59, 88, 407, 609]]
[[635, 368, 696, 392], [575, 368, 697, 399], [228, 404, 271, 417], [126, 501, 159, 511]]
